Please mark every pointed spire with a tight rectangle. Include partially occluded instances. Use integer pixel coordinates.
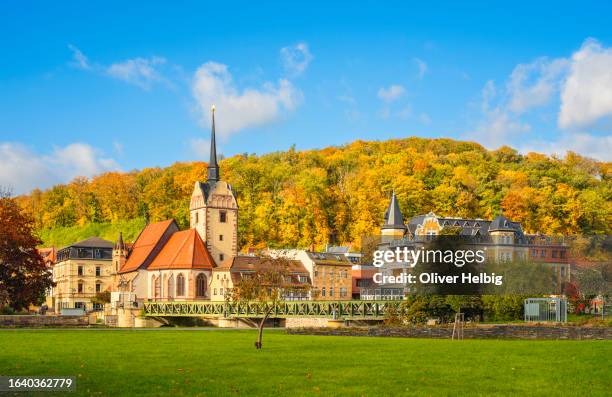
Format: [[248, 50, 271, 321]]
[[207, 104, 220, 182], [382, 191, 406, 230], [115, 232, 124, 251]]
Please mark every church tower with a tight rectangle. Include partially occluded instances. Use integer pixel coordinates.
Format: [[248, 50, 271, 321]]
[[112, 232, 128, 274], [190, 105, 238, 267]]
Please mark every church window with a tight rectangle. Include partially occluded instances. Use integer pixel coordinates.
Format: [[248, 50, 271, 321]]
[[167, 275, 175, 299], [177, 274, 185, 296], [196, 274, 207, 297], [219, 211, 227, 223]]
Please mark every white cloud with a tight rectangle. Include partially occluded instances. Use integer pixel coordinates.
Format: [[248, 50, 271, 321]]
[[377, 84, 406, 102], [559, 38, 612, 130], [471, 80, 531, 148], [518, 133, 612, 161], [280, 42, 313, 76], [106, 56, 167, 90], [0, 142, 119, 194], [68, 44, 90, 70], [192, 61, 303, 136], [190, 138, 211, 161], [507, 57, 568, 114], [414, 58, 428, 79]]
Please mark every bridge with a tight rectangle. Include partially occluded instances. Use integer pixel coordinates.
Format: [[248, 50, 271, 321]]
[[143, 300, 402, 319]]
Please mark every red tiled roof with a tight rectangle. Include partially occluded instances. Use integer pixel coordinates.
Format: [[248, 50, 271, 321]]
[[148, 229, 215, 270], [119, 219, 178, 273]]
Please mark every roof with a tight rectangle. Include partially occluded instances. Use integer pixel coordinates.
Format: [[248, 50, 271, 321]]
[[229, 255, 310, 285], [119, 219, 179, 273], [148, 229, 215, 270], [326, 246, 350, 254], [382, 192, 406, 230], [307, 251, 353, 266], [407, 213, 524, 238], [64, 237, 114, 249]]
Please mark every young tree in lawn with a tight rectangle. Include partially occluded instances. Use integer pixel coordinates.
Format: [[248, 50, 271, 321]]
[[0, 189, 53, 311], [230, 255, 310, 349]]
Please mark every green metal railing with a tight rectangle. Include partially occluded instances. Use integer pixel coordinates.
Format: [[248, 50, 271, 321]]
[[143, 300, 401, 319]]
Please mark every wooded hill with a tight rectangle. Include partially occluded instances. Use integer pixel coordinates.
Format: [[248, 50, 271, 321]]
[[15, 137, 612, 249]]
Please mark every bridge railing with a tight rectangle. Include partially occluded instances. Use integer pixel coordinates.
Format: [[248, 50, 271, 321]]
[[143, 300, 402, 319]]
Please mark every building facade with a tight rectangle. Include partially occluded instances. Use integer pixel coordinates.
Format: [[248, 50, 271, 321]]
[[52, 237, 114, 312]]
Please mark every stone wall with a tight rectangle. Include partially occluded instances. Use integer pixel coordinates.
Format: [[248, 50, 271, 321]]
[[288, 325, 612, 340], [285, 317, 330, 328], [0, 315, 88, 327]]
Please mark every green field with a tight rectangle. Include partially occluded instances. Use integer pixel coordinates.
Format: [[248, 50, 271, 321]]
[[0, 330, 610, 396]]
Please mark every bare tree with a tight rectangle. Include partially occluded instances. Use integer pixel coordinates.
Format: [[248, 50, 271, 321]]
[[230, 255, 310, 349]]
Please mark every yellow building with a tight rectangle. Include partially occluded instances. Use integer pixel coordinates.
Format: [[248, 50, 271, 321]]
[[52, 237, 114, 313]]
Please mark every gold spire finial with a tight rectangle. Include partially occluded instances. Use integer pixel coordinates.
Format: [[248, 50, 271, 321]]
[[211, 104, 216, 113]]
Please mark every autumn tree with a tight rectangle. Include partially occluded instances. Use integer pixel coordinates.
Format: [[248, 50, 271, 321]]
[[0, 190, 53, 311], [229, 254, 310, 349]]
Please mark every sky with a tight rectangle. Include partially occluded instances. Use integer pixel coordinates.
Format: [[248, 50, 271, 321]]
[[1, 1, 612, 194]]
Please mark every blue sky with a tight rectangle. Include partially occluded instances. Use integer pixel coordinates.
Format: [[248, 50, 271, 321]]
[[1, 1, 612, 194]]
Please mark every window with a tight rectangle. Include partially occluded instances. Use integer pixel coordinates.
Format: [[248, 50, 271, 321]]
[[540, 250, 546, 258], [95, 266, 101, 276], [177, 274, 185, 296], [196, 274, 207, 297], [217, 274, 220, 280], [219, 253, 224, 262], [77, 282, 84, 293], [314, 270, 318, 277], [552, 250, 558, 258], [195, 212, 199, 224], [321, 287, 326, 297], [214, 288, 217, 295], [560, 250, 566, 259], [531, 249, 538, 257], [220, 288, 223, 295], [561, 266, 566, 277], [78, 265, 84, 276], [219, 234, 223, 241], [95, 282, 102, 293], [329, 287, 334, 297], [219, 211, 227, 223], [167, 275, 175, 299], [340, 287, 347, 297]]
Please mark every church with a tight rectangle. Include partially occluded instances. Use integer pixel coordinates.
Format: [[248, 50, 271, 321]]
[[112, 106, 238, 303]]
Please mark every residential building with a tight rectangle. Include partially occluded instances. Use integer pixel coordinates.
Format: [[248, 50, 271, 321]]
[[52, 237, 114, 312], [211, 255, 310, 301], [351, 264, 377, 299], [275, 250, 352, 300]]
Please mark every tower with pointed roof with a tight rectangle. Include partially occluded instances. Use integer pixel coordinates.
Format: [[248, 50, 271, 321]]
[[189, 105, 238, 267], [112, 232, 128, 274], [381, 191, 406, 239]]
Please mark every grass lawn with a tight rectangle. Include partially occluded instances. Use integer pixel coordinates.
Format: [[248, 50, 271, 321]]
[[0, 329, 610, 396]]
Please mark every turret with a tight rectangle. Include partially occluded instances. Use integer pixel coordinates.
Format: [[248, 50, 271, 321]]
[[381, 191, 406, 239]]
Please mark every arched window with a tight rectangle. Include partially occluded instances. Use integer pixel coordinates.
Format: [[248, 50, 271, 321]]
[[152, 275, 161, 300], [176, 274, 185, 297], [196, 273, 207, 297], [167, 275, 175, 300]]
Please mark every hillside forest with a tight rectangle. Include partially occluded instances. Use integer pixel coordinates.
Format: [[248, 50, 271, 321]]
[[13, 137, 612, 249]]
